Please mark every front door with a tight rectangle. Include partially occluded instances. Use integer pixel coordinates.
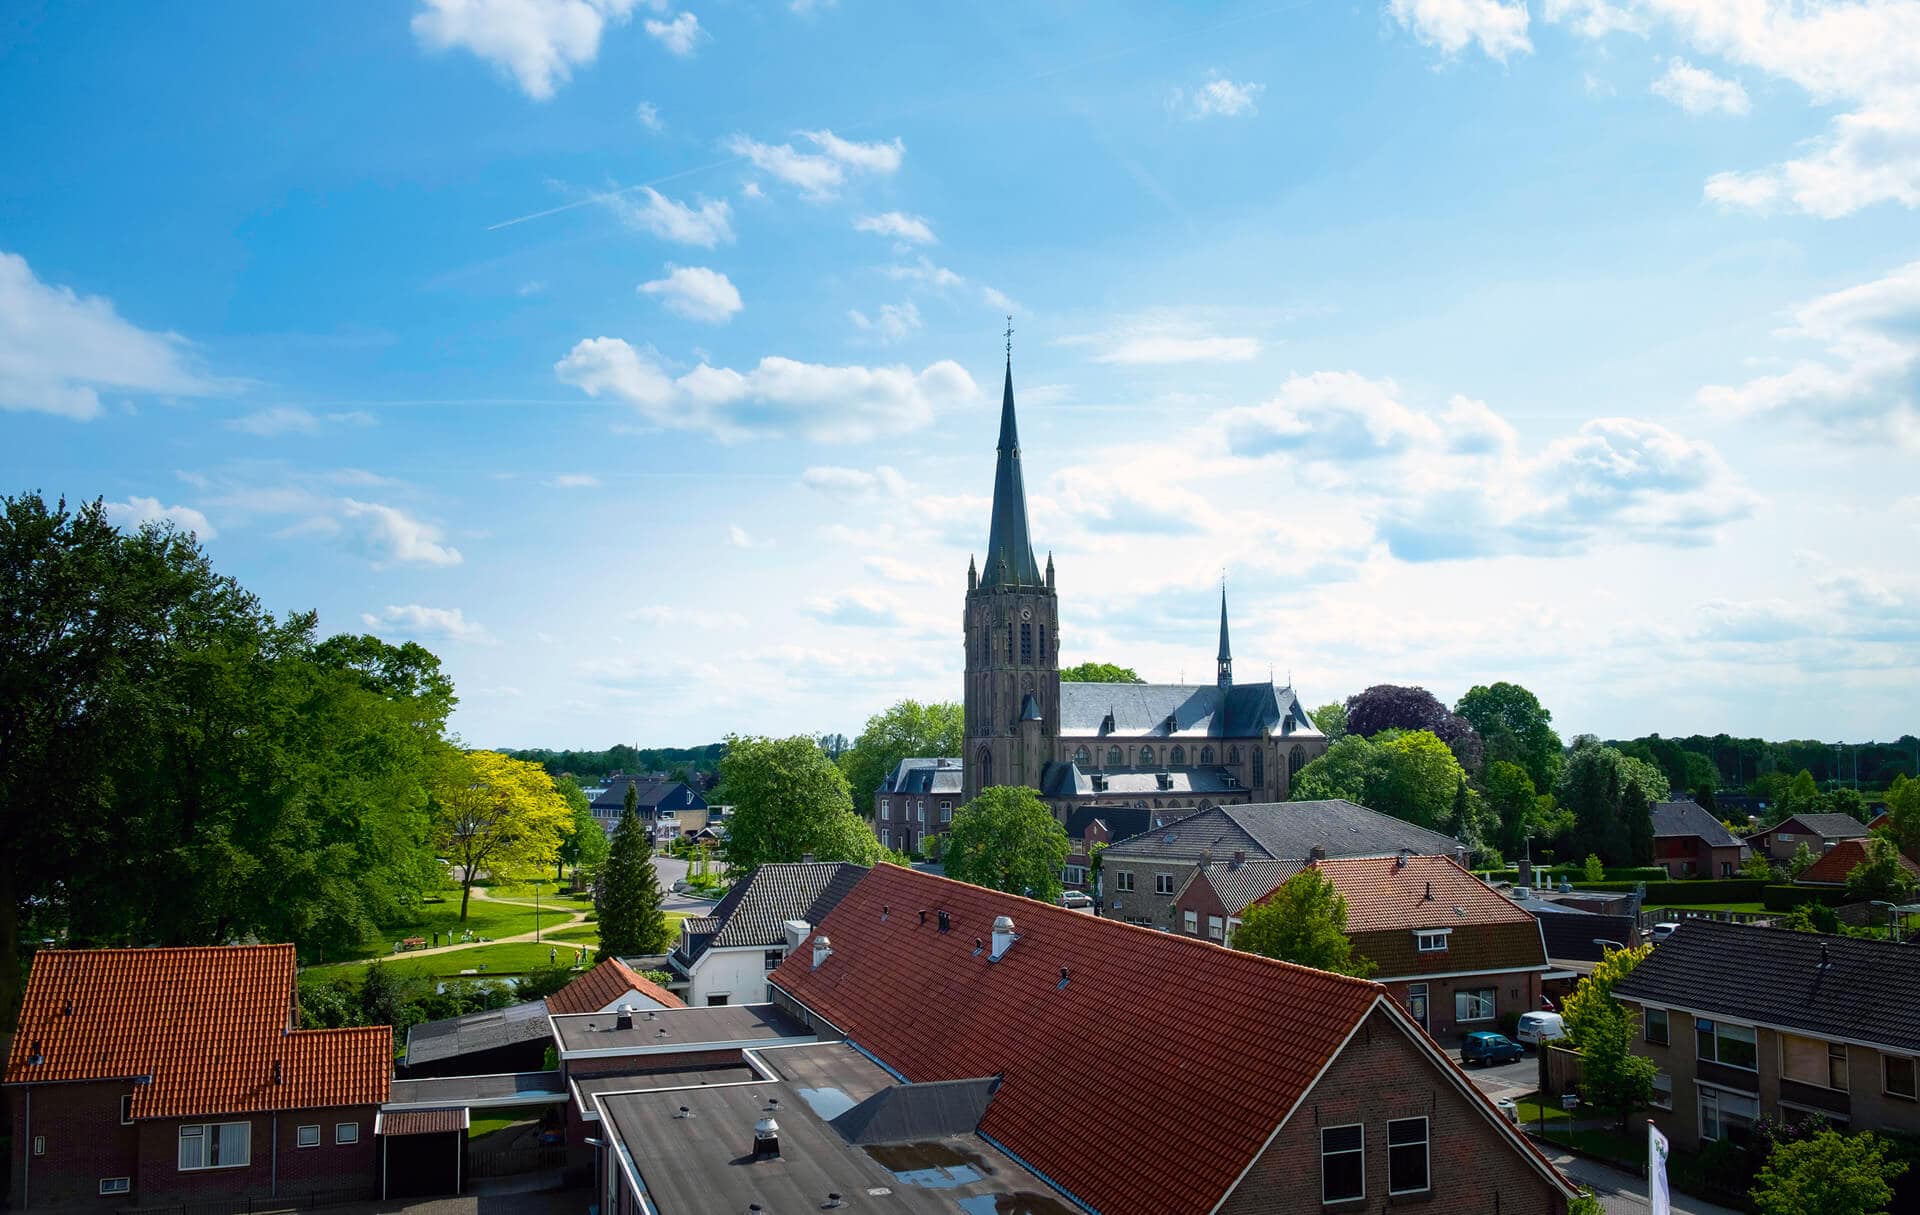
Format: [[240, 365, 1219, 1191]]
[[1408, 984, 1429, 1030]]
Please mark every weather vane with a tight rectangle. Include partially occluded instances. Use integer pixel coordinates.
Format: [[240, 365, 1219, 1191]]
[[1004, 315, 1014, 360]]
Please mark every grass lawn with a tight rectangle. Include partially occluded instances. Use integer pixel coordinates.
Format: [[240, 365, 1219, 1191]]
[[1516, 1100, 1646, 1166], [485, 881, 594, 904], [546, 923, 601, 944], [468, 1105, 549, 1139], [1644, 902, 1770, 914], [305, 940, 593, 985], [314, 890, 557, 964]]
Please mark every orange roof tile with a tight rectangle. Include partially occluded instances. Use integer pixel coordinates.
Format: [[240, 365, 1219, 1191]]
[[1797, 837, 1920, 886], [772, 866, 1389, 1215], [545, 957, 685, 1015], [1315, 854, 1538, 933], [3, 945, 390, 1118]]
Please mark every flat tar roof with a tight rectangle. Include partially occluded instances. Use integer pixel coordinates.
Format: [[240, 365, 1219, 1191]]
[[571, 1064, 763, 1120], [552, 1002, 812, 1055], [386, 1070, 567, 1109]]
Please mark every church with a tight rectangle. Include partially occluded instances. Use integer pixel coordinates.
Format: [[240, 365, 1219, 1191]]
[[871, 345, 1330, 852]]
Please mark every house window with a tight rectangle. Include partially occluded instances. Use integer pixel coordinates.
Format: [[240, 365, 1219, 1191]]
[[1645, 1007, 1669, 1046], [1782, 1035, 1849, 1090], [120, 1094, 134, 1125], [1698, 1084, 1759, 1143], [32, 1136, 45, 1157], [1455, 988, 1496, 1022], [916, 799, 926, 822], [1183, 910, 1198, 934], [1696, 1018, 1758, 1071], [296, 1125, 320, 1148], [707, 994, 730, 1007], [1155, 873, 1174, 895], [1777, 832, 1795, 841], [1139, 746, 1155, 767], [1885, 1054, 1917, 1101], [1320, 1124, 1365, 1203], [1208, 915, 1224, 941], [881, 828, 890, 849], [1290, 744, 1307, 778], [1062, 864, 1087, 884], [764, 949, 785, 971], [880, 798, 890, 814], [1108, 746, 1123, 766], [1414, 929, 1450, 953], [1651, 1073, 1673, 1110], [940, 801, 952, 822], [1387, 1117, 1429, 1196], [335, 1122, 359, 1145], [1116, 871, 1134, 892], [1227, 747, 1240, 765], [99, 1179, 131, 1195], [178, 1122, 251, 1171]]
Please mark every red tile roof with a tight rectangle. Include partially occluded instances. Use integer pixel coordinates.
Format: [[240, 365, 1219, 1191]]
[[2, 945, 390, 1119], [377, 1107, 469, 1136], [546, 957, 685, 1016], [1797, 837, 1920, 886], [771, 866, 1387, 1214], [1304, 855, 1546, 979]]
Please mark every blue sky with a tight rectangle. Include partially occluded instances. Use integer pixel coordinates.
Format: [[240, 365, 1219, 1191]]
[[4, 0, 1916, 749]]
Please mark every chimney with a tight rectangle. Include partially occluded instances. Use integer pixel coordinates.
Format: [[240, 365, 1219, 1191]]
[[1424, 881, 1433, 901], [1309, 845, 1326, 864], [938, 910, 951, 933], [752, 1111, 781, 1159], [1818, 942, 1832, 970], [812, 934, 833, 970], [1198, 848, 1213, 870], [1230, 849, 1246, 870], [1396, 848, 1410, 870], [990, 914, 1019, 961], [1516, 856, 1533, 888], [802, 852, 816, 863], [614, 1004, 635, 1030]]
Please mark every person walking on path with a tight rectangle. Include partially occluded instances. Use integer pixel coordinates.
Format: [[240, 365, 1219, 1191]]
[[549, 946, 557, 966]]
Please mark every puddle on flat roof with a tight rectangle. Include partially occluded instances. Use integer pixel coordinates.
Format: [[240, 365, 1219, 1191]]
[[791, 1085, 857, 1122], [866, 1142, 996, 1190], [956, 1195, 1081, 1215]]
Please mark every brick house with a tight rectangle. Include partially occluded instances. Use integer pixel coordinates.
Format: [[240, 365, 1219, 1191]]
[[1744, 812, 1870, 862], [1650, 800, 1748, 878], [1181, 854, 1549, 1041], [1614, 920, 1920, 1150], [1793, 836, 1920, 888], [4, 945, 390, 1211], [1060, 804, 1150, 890], [871, 756, 962, 855], [767, 864, 1578, 1213]]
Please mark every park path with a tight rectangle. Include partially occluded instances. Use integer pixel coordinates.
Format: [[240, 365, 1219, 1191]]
[[367, 885, 591, 964]]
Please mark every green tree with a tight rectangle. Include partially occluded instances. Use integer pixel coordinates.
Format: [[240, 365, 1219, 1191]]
[[1568, 1193, 1605, 1215], [596, 805, 663, 959], [1624, 778, 1655, 867], [1557, 743, 1667, 868], [1290, 734, 1388, 805], [836, 699, 965, 815], [1785, 841, 1819, 879], [942, 786, 1070, 902], [1310, 701, 1349, 741], [1750, 1128, 1907, 1215], [430, 749, 575, 921], [1845, 836, 1919, 903], [1583, 853, 1606, 883], [1743, 851, 1777, 881], [1485, 761, 1541, 860], [1562, 942, 1651, 1047], [1059, 662, 1144, 684], [1455, 681, 1563, 791], [1374, 730, 1471, 831], [1881, 774, 1920, 859], [719, 734, 883, 871], [1579, 998, 1657, 1134], [1780, 769, 1821, 822], [555, 776, 608, 885], [1230, 869, 1376, 977]]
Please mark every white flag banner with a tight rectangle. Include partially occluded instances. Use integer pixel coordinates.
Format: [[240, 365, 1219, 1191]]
[[1648, 1121, 1672, 1215]]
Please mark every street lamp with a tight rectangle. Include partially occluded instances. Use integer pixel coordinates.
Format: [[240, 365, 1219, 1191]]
[[1871, 900, 1900, 944], [534, 879, 543, 944]]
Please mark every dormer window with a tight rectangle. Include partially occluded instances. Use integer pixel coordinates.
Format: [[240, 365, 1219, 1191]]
[[1414, 929, 1451, 953]]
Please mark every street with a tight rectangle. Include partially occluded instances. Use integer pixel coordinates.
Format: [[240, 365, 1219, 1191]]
[[651, 853, 719, 915]]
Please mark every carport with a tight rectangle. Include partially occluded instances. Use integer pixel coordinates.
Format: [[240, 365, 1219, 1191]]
[[377, 1106, 470, 1199]]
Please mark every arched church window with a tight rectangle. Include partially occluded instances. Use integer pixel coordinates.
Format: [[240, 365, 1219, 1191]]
[[1138, 745, 1154, 767], [1107, 746, 1123, 767], [1251, 748, 1265, 788], [1289, 745, 1307, 779], [1006, 622, 1014, 663], [1020, 622, 1033, 664], [1227, 746, 1241, 765], [1074, 745, 1090, 766], [1039, 625, 1047, 664], [977, 746, 993, 789], [1170, 745, 1186, 765], [1200, 746, 1215, 764]]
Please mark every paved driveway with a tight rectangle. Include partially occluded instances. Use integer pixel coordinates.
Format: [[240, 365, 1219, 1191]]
[[652, 853, 719, 915], [1450, 1046, 1540, 1107]]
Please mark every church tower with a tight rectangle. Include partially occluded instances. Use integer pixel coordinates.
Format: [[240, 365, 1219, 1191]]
[[962, 334, 1060, 804], [1217, 584, 1233, 688]]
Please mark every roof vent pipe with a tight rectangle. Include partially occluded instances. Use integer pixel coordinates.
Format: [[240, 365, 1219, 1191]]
[[1230, 849, 1246, 870], [1396, 848, 1410, 869], [273, 1060, 282, 1085], [938, 910, 951, 933], [615, 1004, 634, 1030], [802, 852, 816, 863], [1309, 845, 1326, 864], [812, 934, 833, 970], [1424, 881, 1433, 901], [752, 1113, 781, 1159], [990, 915, 1019, 962]]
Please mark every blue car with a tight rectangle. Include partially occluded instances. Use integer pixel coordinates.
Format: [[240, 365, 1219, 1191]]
[[1462, 1031, 1525, 1066]]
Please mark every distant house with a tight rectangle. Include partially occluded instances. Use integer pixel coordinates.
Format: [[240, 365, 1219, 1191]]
[[1746, 812, 1871, 862], [399, 958, 682, 1078], [4, 945, 390, 1211], [871, 757, 962, 855], [1651, 800, 1747, 878], [588, 774, 706, 838], [1060, 804, 1151, 891], [668, 862, 867, 1006], [1614, 920, 1920, 1150], [1099, 799, 1462, 929], [1793, 837, 1920, 888]]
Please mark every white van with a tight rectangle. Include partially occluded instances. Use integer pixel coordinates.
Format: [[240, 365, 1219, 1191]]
[[1516, 1011, 1566, 1048]]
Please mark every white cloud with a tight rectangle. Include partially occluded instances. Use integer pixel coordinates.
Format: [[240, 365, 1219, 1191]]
[[411, 0, 638, 100], [605, 187, 734, 247], [804, 590, 903, 627], [228, 406, 376, 437], [340, 499, 464, 566], [638, 264, 743, 322], [103, 496, 216, 540], [1388, 0, 1532, 61], [1170, 76, 1265, 119], [643, 11, 700, 55], [1651, 58, 1749, 116], [361, 604, 494, 644], [1063, 316, 1261, 365], [1697, 259, 1920, 448], [0, 250, 222, 421], [740, 180, 765, 199], [634, 100, 663, 130], [882, 255, 966, 291], [848, 301, 922, 342], [854, 212, 936, 244], [722, 129, 904, 201], [555, 339, 978, 442], [801, 464, 908, 499], [728, 523, 769, 548], [518, 280, 548, 295], [547, 473, 601, 488]]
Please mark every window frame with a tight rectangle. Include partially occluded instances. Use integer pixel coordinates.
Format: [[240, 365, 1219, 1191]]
[[177, 1121, 251, 1172], [296, 1124, 321, 1149], [1884, 1054, 1917, 1102], [1651, 1072, 1673, 1111], [1413, 929, 1450, 953], [1116, 871, 1134, 892], [1697, 1083, 1759, 1144], [1154, 872, 1174, 896], [1644, 1007, 1670, 1046], [1062, 864, 1087, 885], [763, 948, 785, 972], [1207, 915, 1225, 941], [1386, 1116, 1430, 1197], [334, 1122, 359, 1146], [120, 1094, 134, 1125], [1696, 1017, 1758, 1072], [1320, 1123, 1365, 1204], [1455, 988, 1496, 1023], [1183, 910, 1198, 934], [99, 1178, 131, 1196]]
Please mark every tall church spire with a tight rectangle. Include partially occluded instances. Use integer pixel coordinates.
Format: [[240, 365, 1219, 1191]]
[[1216, 582, 1233, 688], [982, 323, 1040, 588]]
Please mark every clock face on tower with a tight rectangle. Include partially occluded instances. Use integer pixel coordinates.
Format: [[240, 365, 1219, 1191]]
[[1020, 607, 1032, 620]]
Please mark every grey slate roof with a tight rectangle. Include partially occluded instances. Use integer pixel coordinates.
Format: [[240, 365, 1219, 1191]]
[[1761, 812, 1872, 841], [1104, 800, 1461, 865], [1180, 858, 1303, 914], [877, 757, 963, 797], [590, 775, 706, 819], [674, 862, 868, 965], [1062, 805, 1153, 844], [828, 1076, 1001, 1145], [1040, 761, 1243, 798], [1057, 680, 1322, 740], [1613, 919, 1920, 1054], [403, 999, 550, 1067], [1650, 801, 1744, 848], [980, 361, 1041, 588]]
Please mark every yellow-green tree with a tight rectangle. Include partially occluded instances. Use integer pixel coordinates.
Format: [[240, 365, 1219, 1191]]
[[430, 749, 574, 921]]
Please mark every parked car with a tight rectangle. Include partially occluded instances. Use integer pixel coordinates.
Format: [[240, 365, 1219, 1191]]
[[1650, 922, 1681, 944], [1516, 1011, 1566, 1048], [1461, 1032, 1525, 1066], [1059, 890, 1094, 910]]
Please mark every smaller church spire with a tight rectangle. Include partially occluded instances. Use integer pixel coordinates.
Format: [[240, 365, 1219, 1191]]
[[1216, 582, 1233, 688]]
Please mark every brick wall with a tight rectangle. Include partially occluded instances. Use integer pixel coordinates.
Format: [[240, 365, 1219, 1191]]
[[132, 1107, 378, 1206], [8, 1080, 139, 1210], [1219, 1006, 1569, 1214], [1377, 971, 1543, 1043]]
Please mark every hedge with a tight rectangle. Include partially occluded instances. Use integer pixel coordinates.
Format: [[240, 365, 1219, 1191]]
[[1572, 879, 1767, 903], [1474, 866, 1668, 884], [1761, 883, 1854, 911]]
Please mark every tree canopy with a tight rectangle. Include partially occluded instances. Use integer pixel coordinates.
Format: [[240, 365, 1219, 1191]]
[[1231, 869, 1375, 977], [1845, 836, 1919, 903], [1750, 1128, 1908, 1215], [1309, 701, 1348, 741], [941, 786, 1070, 902], [718, 734, 884, 871], [1059, 662, 1144, 684], [430, 749, 575, 921], [1455, 681, 1562, 791], [596, 806, 671, 959], [1556, 741, 1669, 867], [1345, 684, 1483, 774], [1290, 730, 1481, 838], [1879, 774, 1920, 859], [836, 699, 964, 811]]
